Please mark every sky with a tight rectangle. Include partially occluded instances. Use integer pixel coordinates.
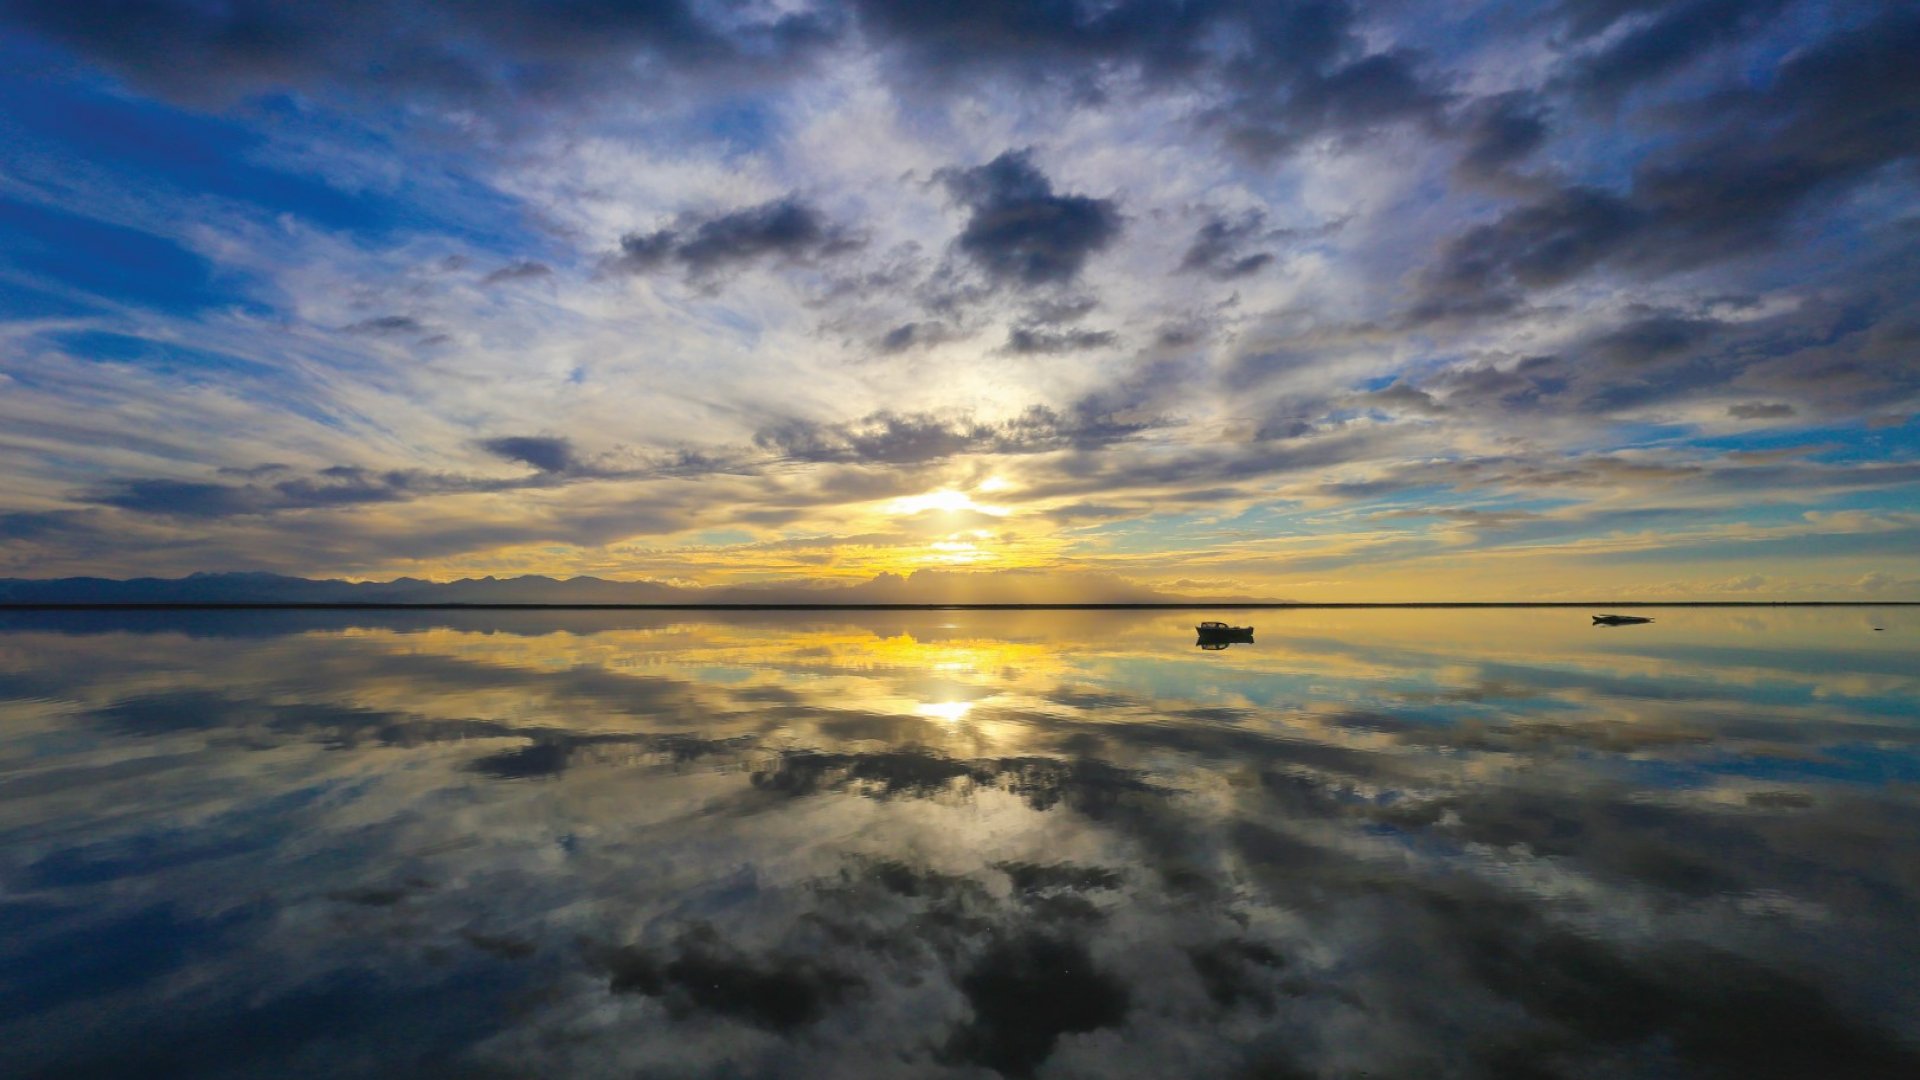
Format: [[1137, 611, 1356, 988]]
[[0, 0, 1916, 601]]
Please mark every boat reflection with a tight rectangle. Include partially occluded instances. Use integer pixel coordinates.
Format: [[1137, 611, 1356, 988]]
[[1195, 619, 1255, 649]]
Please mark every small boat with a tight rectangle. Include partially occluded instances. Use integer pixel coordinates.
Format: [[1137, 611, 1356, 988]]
[[1196, 621, 1255, 644], [1592, 614, 1653, 626]]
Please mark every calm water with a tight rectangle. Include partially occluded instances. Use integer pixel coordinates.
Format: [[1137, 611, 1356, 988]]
[[2, 608, 1917, 1078]]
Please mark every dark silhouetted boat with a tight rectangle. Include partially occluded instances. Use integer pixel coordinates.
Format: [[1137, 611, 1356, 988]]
[[1592, 614, 1653, 626], [1196, 621, 1254, 646]]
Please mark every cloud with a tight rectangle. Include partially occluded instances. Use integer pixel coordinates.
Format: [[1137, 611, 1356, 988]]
[[478, 436, 580, 475], [599, 926, 864, 1031], [945, 933, 1129, 1075], [874, 321, 964, 354], [1855, 570, 1920, 594], [89, 478, 297, 519], [610, 198, 861, 283], [1358, 382, 1446, 416], [936, 150, 1122, 287], [1452, 91, 1550, 187], [0, 0, 836, 113], [1415, 186, 1643, 317], [852, 0, 1451, 158], [1586, 311, 1719, 366], [1177, 211, 1276, 280], [754, 404, 1162, 466], [1213, 47, 1446, 159], [340, 315, 428, 337], [1371, 507, 1545, 530], [1020, 296, 1099, 325], [1417, 10, 1920, 315], [79, 454, 627, 520], [0, 508, 106, 543], [1, 0, 1915, 593], [1563, 0, 1793, 105], [1002, 326, 1118, 355], [19, 604, 1920, 1077], [479, 260, 552, 285]]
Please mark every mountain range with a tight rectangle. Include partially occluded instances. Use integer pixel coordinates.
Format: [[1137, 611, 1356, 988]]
[[0, 569, 1273, 606]]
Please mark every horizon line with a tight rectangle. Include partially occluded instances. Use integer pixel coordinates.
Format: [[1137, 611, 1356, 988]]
[[1, 602, 1914, 611]]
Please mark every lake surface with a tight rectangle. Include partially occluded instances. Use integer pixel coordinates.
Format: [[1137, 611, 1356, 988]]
[[2, 607, 1917, 1078]]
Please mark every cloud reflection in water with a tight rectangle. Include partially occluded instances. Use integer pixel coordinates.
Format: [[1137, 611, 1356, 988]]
[[0, 608, 1916, 1077]]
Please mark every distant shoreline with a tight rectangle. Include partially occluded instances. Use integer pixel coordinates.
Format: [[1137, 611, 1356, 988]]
[[1, 602, 1914, 611]]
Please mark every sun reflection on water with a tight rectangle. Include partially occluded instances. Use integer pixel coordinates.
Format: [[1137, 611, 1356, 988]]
[[914, 700, 975, 723]]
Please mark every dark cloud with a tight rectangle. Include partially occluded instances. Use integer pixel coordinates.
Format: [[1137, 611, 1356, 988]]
[[1462, 926, 1920, 1078], [1418, 11, 1920, 316], [0, 0, 837, 112], [1586, 311, 1719, 366], [479, 260, 552, 285], [848, 0, 1219, 83], [83, 464, 511, 519], [90, 478, 287, 518], [877, 322, 922, 352], [945, 933, 1129, 1076], [756, 413, 969, 467], [1253, 410, 1319, 441], [1020, 295, 1099, 325], [1178, 210, 1276, 280], [1187, 938, 1288, 1013], [0, 508, 105, 543], [874, 320, 963, 353], [1401, 275, 1920, 424], [1207, 47, 1449, 160], [1002, 326, 1118, 355], [936, 150, 1122, 287], [854, 1, 1447, 159], [1416, 186, 1643, 317], [1220, 346, 1321, 393], [1728, 402, 1795, 419], [270, 465, 437, 507], [468, 740, 571, 779], [1453, 90, 1550, 186], [478, 435, 579, 474], [1154, 321, 1212, 348], [600, 926, 863, 1031], [611, 198, 861, 283], [341, 315, 428, 337], [754, 403, 1162, 466], [1564, 0, 1792, 104], [215, 463, 291, 478], [997, 861, 1124, 895], [1554, 0, 1673, 41]]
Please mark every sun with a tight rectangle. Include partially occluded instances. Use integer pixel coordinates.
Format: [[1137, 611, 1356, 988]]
[[883, 489, 1010, 517]]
